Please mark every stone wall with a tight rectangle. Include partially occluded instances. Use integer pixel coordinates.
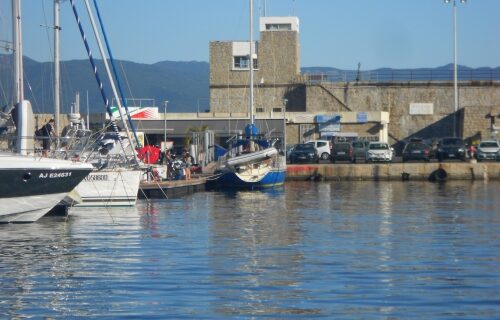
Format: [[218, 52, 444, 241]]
[[463, 105, 500, 142], [306, 81, 500, 144], [209, 28, 301, 115], [209, 19, 500, 146]]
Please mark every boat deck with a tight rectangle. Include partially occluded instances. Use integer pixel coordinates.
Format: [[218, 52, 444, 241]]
[[139, 175, 207, 199]]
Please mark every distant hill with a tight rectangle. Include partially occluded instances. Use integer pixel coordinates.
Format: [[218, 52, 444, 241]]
[[1, 55, 498, 114], [0, 55, 210, 114]]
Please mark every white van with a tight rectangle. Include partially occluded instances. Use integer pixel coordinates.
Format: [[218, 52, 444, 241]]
[[306, 140, 331, 160]]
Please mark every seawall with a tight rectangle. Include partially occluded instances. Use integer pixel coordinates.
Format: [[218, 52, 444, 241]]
[[286, 162, 500, 181]]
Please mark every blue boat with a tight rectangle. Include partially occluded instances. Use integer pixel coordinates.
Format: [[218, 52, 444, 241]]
[[207, 0, 286, 190], [207, 123, 286, 190]]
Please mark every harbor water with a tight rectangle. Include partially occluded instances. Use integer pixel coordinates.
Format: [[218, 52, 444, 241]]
[[1, 180, 499, 319]]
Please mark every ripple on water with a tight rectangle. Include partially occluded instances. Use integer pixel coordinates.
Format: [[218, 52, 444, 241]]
[[0, 181, 499, 318]]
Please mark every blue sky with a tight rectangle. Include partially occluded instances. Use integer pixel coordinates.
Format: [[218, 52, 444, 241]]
[[1, 0, 499, 70]]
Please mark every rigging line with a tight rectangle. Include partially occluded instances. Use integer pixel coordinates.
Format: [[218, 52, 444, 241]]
[[83, 0, 138, 166], [68, 0, 129, 162], [114, 62, 151, 147], [24, 77, 40, 111], [138, 187, 151, 203], [92, 0, 141, 148]]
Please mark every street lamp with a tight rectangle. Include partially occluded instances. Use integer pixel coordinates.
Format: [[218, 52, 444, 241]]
[[282, 99, 288, 149], [163, 100, 168, 151], [444, 0, 467, 137]]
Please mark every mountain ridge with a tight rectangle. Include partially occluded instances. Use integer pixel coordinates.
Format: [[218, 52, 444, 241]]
[[1, 55, 498, 114]]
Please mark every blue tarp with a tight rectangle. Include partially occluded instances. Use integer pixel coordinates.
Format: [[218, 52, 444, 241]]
[[213, 144, 227, 160]]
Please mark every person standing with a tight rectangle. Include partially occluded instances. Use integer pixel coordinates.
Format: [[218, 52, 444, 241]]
[[183, 152, 192, 180], [40, 118, 56, 157]]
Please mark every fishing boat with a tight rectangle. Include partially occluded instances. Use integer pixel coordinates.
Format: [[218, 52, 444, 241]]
[[208, 0, 286, 190]]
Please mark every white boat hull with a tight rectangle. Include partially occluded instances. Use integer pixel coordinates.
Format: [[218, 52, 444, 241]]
[[0, 192, 68, 223], [74, 168, 142, 206], [0, 154, 93, 223]]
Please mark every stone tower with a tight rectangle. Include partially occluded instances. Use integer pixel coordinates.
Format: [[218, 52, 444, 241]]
[[209, 16, 303, 114]]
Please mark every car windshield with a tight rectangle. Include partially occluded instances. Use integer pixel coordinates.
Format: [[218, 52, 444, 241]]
[[442, 138, 462, 146], [335, 143, 351, 150], [406, 143, 427, 150], [479, 141, 499, 148], [352, 142, 364, 148], [295, 144, 314, 151], [369, 143, 389, 150]]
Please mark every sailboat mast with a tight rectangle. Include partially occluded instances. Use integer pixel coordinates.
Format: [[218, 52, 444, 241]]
[[12, 0, 23, 105], [54, 0, 60, 135], [82, 0, 139, 164], [249, 0, 254, 125]]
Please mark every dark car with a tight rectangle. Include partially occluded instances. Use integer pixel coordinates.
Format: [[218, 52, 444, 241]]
[[351, 141, 370, 162], [436, 137, 467, 162], [331, 142, 354, 163], [289, 143, 319, 164], [402, 141, 432, 162]]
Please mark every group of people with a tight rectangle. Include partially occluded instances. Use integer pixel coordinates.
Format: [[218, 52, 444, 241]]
[[38, 118, 196, 180], [159, 148, 194, 180]]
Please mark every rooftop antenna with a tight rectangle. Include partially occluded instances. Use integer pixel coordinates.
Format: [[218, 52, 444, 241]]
[[356, 62, 361, 82]]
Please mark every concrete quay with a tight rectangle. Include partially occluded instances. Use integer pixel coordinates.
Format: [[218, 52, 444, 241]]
[[286, 161, 500, 182], [136, 162, 499, 200]]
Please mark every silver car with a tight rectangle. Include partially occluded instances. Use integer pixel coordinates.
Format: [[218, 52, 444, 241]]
[[475, 140, 500, 162], [366, 142, 394, 162]]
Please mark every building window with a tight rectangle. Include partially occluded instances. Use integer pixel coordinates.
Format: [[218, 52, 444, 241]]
[[265, 23, 292, 31], [233, 56, 258, 69], [234, 56, 249, 69], [256, 107, 265, 113]]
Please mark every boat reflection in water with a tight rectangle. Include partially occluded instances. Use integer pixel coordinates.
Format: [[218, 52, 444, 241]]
[[0, 182, 499, 318], [207, 189, 321, 316]]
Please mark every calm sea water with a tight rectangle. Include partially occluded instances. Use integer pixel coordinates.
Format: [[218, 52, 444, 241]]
[[1, 180, 499, 319]]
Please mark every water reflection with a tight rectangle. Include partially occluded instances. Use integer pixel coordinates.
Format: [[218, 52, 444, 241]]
[[0, 181, 498, 318], [208, 189, 320, 316]]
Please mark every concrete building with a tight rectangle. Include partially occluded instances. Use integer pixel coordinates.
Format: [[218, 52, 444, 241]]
[[35, 15, 500, 155], [208, 15, 500, 149]]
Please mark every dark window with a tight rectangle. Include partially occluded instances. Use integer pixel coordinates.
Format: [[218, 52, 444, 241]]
[[233, 56, 258, 69]]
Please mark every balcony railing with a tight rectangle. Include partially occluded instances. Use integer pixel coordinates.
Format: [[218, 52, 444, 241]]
[[303, 69, 500, 83]]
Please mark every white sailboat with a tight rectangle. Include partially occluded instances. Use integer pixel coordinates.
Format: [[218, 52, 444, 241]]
[[59, 0, 142, 206], [0, 0, 93, 223]]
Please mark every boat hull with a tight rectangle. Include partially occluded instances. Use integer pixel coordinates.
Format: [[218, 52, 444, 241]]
[[0, 155, 93, 223], [210, 168, 286, 190], [74, 168, 142, 206], [208, 155, 287, 190]]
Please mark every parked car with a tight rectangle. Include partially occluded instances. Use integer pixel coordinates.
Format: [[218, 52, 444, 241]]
[[366, 142, 393, 162], [286, 144, 297, 162], [289, 143, 319, 164], [402, 140, 432, 162], [351, 140, 370, 162], [436, 137, 467, 162], [331, 142, 354, 163], [306, 140, 331, 160], [475, 140, 500, 162]]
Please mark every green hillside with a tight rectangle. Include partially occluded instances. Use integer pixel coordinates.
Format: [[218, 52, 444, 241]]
[[0, 55, 209, 114]]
